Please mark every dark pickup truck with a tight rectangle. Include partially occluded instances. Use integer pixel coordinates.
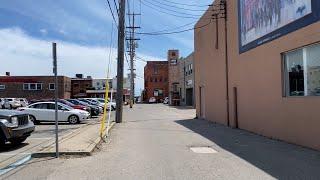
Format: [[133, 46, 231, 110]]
[[0, 110, 35, 145]]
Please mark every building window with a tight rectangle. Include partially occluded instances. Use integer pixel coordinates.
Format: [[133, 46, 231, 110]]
[[154, 66, 159, 74], [159, 77, 162, 82], [154, 89, 163, 97], [49, 83, 55, 90], [155, 78, 158, 82], [150, 77, 153, 82], [23, 83, 43, 90], [283, 43, 320, 96], [171, 59, 177, 65], [0, 84, 5, 90]]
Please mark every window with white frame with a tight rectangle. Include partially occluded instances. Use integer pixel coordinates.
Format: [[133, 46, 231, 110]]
[[23, 83, 43, 90], [0, 84, 5, 90], [49, 83, 55, 90], [283, 43, 320, 96]]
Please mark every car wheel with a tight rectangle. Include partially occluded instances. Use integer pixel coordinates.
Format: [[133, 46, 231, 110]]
[[111, 106, 116, 111], [29, 115, 40, 125], [9, 136, 27, 145], [68, 115, 79, 124], [0, 132, 5, 145], [9, 105, 12, 110]]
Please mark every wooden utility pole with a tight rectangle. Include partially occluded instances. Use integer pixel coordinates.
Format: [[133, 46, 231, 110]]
[[116, 0, 126, 123], [126, 13, 140, 108]]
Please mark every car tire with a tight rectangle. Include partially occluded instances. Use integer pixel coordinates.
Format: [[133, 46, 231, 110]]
[[9, 105, 12, 110], [29, 115, 40, 125], [111, 106, 116, 111], [68, 115, 79, 124], [9, 136, 27, 145], [0, 132, 5, 145]]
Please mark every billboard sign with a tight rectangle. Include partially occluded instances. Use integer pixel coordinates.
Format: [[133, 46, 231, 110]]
[[238, 0, 320, 53]]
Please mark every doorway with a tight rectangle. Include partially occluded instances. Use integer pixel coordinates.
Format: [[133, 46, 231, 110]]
[[186, 88, 193, 106]]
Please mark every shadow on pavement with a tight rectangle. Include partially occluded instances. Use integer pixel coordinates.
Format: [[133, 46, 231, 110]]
[[175, 118, 320, 180], [0, 143, 28, 153]]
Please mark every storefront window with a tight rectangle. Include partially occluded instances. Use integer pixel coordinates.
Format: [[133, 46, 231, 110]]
[[283, 43, 320, 96]]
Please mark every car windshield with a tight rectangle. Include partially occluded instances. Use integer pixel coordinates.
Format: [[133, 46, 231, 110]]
[[58, 102, 73, 110]]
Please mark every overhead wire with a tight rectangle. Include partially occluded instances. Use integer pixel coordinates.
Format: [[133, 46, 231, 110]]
[[161, 0, 210, 7], [140, 1, 203, 19], [106, 0, 119, 29], [142, 0, 203, 16], [150, 0, 208, 12]]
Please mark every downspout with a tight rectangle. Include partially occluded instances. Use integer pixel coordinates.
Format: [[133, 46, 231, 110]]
[[223, 0, 230, 127]]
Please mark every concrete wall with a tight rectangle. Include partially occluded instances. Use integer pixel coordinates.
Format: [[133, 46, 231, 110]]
[[195, 0, 320, 150]]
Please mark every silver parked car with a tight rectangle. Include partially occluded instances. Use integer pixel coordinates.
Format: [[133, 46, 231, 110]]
[[0, 98, 11, 109]]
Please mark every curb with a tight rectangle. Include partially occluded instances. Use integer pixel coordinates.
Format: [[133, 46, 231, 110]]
[[32, 121, 116, 158], [0, 121, 116, 177]]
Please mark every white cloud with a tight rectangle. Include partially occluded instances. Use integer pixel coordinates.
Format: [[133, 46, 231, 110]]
[[39, 28, 48, 36], [0, 28, 165, 94]]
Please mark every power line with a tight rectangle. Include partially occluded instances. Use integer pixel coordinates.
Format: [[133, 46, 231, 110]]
[[133, 21, 196, 34], [142, 0, 203, 17], [113, 0, 119, 16], [137, 19, 213, 35], [107, 0, 118, 29], [161, 0, 210, 7], [140, 1, 202, 19], [146, 0, 208, 12]]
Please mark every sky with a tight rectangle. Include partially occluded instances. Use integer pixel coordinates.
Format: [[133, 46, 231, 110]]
[[0, 0, 212, 95]]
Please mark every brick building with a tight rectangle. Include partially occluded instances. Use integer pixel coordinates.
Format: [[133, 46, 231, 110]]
[[71, 74, 93, 98], [143, 61, 169, 103], [168, 50, 180, 106], [0, 75, 71, 100]]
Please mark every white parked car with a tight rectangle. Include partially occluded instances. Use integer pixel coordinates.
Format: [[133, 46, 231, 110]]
[[0, 98, 10, 109], [19, 102, 90, 124], [149, 97, 156, 103], [5, 98, 21, 109], [18, 98, 29, 107], [95, 98, 116, 111]]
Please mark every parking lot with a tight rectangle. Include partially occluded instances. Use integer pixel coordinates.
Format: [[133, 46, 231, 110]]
[[0, 116, 102, 170]]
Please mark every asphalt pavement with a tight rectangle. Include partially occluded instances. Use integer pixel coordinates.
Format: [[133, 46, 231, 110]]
[[0, 117, 100, 172], [2, 104, 320, 180]]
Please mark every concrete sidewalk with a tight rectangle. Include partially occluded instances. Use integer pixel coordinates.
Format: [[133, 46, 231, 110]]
[[34, 121, 116, 157], [0, 118, 115, 176]]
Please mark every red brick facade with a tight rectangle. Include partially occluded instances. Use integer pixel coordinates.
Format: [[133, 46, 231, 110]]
[[71, 78, 93, 98], [0, 76, 71, 100], [144, 61, 169, 102]]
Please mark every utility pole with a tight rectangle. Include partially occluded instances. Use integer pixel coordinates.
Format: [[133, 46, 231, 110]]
[[116, 0, 126, 123], [52, 42, 59, 158], [126, 13, 140, 108]]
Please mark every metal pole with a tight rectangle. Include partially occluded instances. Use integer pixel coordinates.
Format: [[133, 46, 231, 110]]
[[116, 0, 126, 123], [52, 42, 59, 158]]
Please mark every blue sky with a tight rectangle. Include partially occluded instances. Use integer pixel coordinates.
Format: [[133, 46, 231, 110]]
[[0, 0, 212, 94]]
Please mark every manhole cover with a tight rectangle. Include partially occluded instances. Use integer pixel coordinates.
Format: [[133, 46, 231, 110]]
[[190, 147, 217, 154]]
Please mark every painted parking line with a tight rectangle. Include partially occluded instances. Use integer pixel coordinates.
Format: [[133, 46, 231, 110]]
[[0, 155, 32, 176], [0, 153, 31, 156], [27, 137, 52, 140]]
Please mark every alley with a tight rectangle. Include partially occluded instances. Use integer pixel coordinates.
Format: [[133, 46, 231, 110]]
[[3, 104, 320, 180]]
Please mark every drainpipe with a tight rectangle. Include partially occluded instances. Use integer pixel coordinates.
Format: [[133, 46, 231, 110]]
[[223, 0, 230, 127]]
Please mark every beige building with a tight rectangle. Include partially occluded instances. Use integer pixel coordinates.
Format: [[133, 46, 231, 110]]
[[195, 0, 320, 150]]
